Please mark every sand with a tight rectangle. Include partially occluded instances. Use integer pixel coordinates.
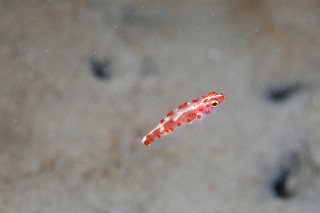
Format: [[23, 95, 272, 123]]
[[0, 0, 319, 212]]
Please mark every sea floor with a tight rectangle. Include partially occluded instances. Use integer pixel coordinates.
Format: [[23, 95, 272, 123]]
[[0, 0, 320, 212]]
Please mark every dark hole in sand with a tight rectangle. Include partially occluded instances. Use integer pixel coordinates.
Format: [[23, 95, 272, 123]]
[[271, 168, 292, 198], [90, 58, 111, 80], [271, 152, 301, 199], [266, 83, 301, 102]]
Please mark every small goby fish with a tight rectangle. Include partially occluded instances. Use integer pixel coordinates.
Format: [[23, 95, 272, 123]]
[[142, 92, 225, 146]]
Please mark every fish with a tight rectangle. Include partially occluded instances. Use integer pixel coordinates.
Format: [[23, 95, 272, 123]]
[[142, 92, 225, 146]]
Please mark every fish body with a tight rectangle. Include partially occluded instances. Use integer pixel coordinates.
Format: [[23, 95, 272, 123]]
[[142, 92, 225, 146]]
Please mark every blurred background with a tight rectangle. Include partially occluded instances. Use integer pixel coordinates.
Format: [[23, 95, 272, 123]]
[[1, 0, 320, 212]]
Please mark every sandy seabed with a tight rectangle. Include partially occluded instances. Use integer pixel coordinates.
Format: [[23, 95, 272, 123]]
[[0, 0, 320, 212]]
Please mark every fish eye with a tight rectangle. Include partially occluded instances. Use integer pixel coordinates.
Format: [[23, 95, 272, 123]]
[[212, 101, 219, 107]]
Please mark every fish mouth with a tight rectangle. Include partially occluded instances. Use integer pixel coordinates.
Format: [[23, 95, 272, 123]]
[[216, 93, 226, 103]]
